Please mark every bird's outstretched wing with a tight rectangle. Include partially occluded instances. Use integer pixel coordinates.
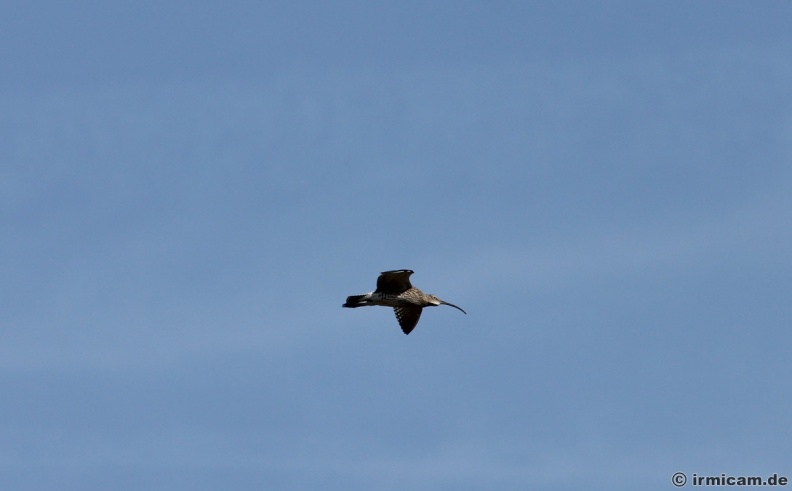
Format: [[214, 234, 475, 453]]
[[394, 305, 422, 335], [375, 269, 414, 294]]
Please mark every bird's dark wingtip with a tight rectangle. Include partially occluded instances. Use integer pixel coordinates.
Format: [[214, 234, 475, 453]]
[[343, 295, 366, 308]]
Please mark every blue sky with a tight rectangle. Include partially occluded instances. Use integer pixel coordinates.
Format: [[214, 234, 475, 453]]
[[2, 2, 791, 490]]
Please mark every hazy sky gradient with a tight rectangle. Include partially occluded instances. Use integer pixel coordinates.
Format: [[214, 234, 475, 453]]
[[2, 2, 791, 490]]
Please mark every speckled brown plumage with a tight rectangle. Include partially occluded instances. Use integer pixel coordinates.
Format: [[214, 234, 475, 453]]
[[343, 269, 466, 335]]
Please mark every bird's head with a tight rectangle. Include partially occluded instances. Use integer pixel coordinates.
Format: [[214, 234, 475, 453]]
[[427, 294, 467, 314]]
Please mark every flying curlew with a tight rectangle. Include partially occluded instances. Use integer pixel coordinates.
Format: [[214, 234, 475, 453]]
[[342, 269, 466, 335]]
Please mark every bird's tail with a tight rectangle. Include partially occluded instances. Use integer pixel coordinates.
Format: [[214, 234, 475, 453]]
[[342, 294, 368, 308]]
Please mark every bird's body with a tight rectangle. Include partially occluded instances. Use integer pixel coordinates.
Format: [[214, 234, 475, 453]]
[[342, 269, 466, 334]]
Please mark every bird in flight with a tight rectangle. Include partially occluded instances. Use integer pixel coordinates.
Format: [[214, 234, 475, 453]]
[[342, 269, 466, 334]]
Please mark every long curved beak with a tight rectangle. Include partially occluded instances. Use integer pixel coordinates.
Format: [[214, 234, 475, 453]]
[[440, 300, 467, 315]]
